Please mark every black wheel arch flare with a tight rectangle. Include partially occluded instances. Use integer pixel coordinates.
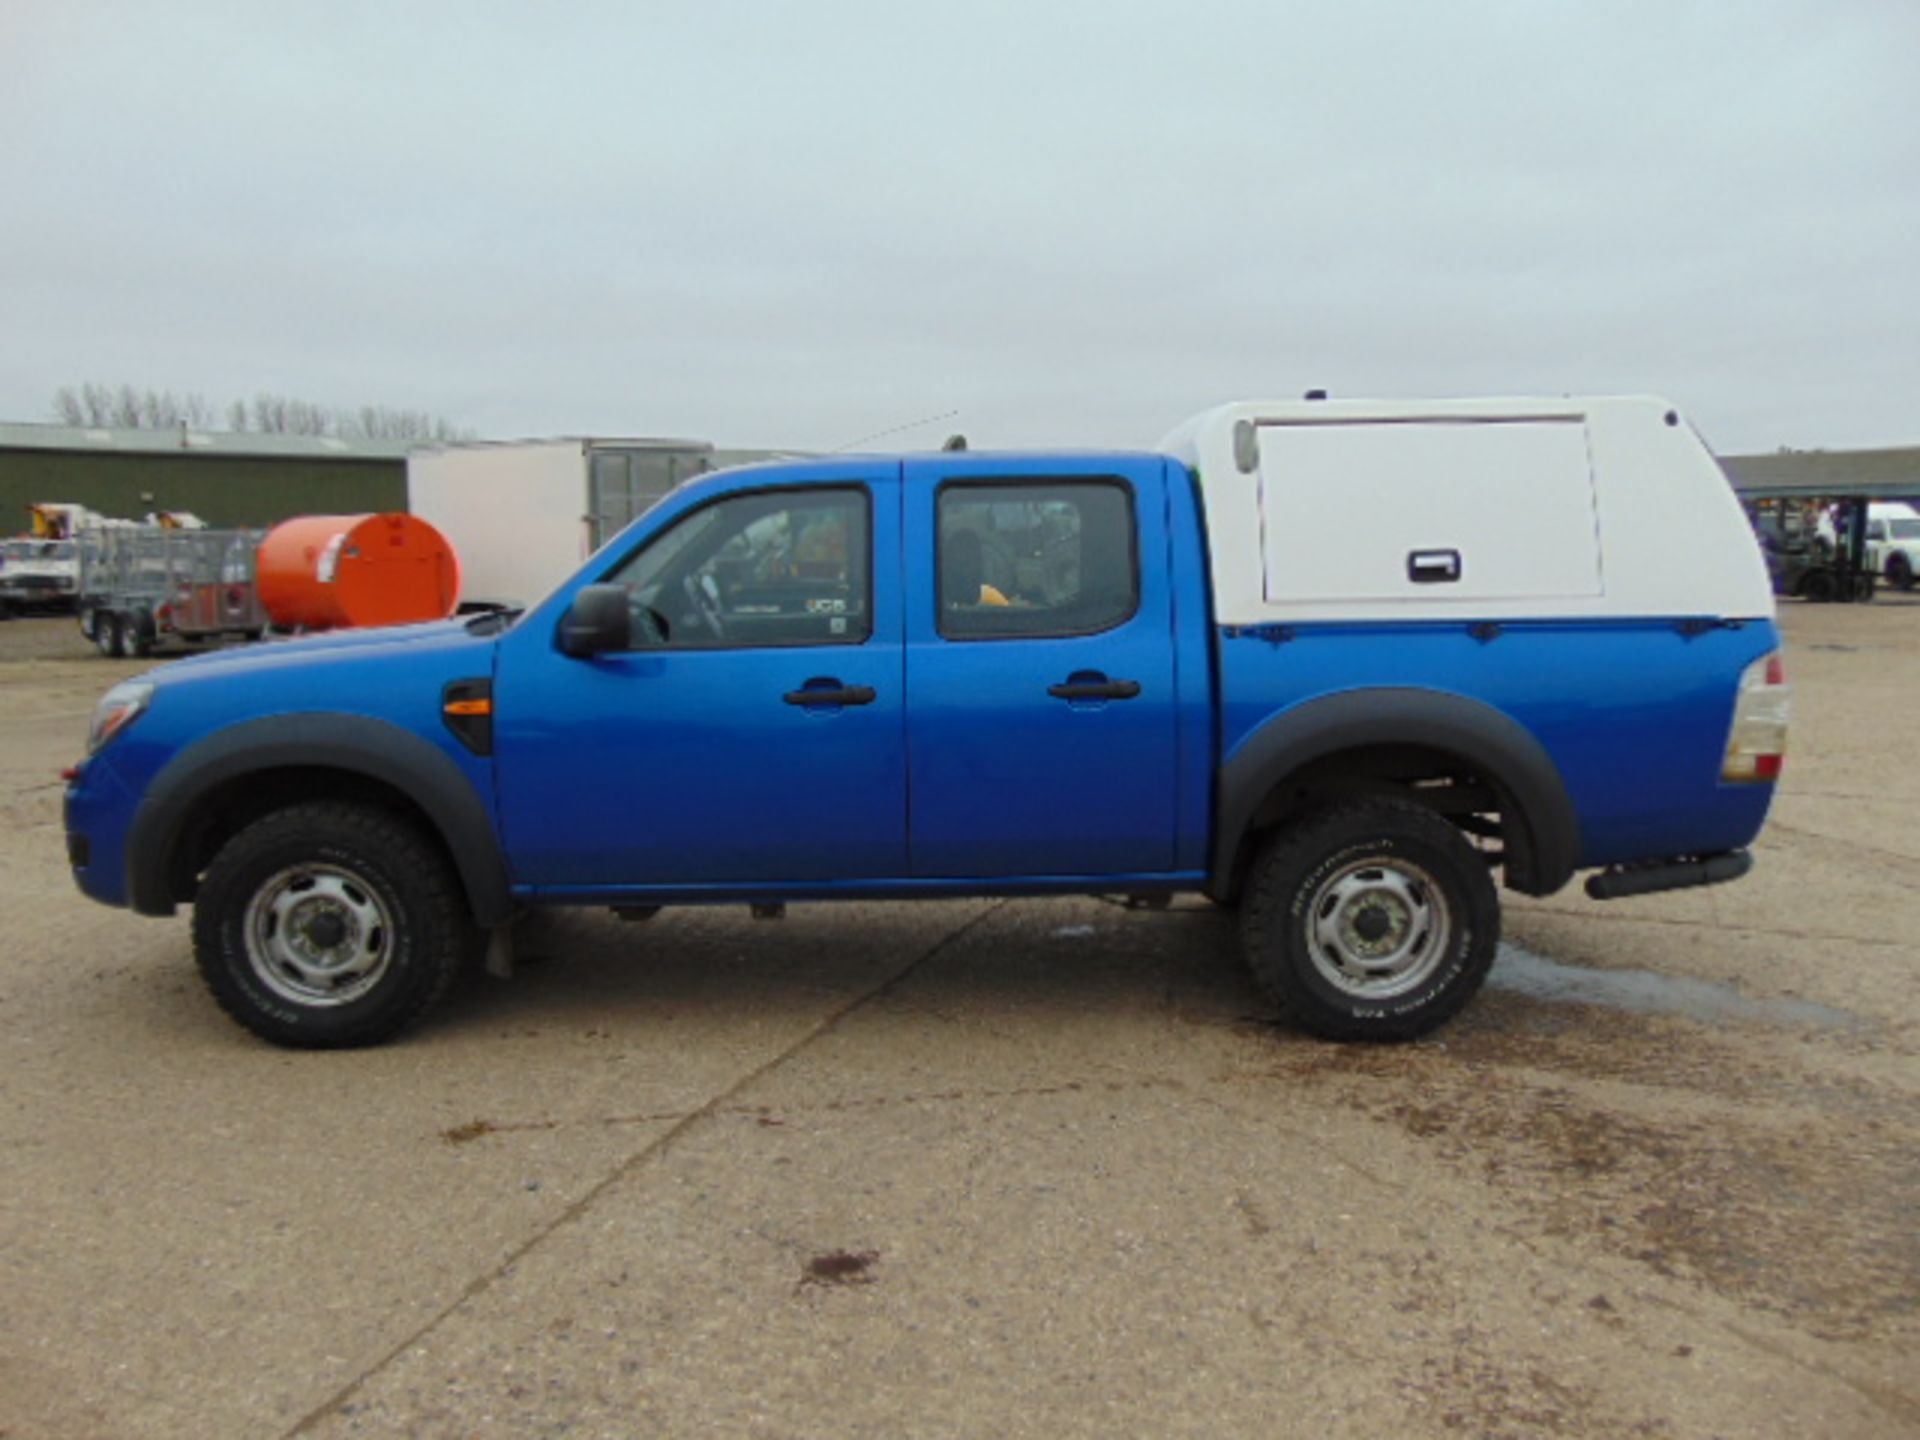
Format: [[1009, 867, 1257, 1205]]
[[1210, 688, 1582, 901], [124, 712, 512, 927]]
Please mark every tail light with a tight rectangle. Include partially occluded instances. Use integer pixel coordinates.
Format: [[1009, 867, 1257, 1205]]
[[1722, 652, 1790, 783]]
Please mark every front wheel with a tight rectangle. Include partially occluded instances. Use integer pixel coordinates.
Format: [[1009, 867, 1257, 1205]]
[[1888, 554, 1914, 592], [1240, 799, 1499, 1041], [192, 802, 474, 1047]]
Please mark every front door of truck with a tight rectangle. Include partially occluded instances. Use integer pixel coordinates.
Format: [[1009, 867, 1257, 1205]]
[[902, 458, 1180, 878], [493, 467, 906, 889]]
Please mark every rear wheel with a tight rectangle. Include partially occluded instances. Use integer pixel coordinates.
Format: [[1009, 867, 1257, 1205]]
[[95, 612, 122, 657], [192, 802, 474, 1048], [1240, 799, 1499, 1041]]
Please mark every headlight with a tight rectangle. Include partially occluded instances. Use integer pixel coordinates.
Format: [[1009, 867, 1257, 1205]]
[[88, 680, 155, 754]]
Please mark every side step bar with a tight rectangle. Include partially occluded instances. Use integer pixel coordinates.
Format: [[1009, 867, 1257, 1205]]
[[1585, 850, 1752, 901]]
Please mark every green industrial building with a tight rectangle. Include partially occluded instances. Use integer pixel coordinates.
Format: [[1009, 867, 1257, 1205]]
[[0, 423, 409, 531]]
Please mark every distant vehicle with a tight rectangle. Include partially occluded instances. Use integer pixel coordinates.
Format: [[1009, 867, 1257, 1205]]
[[1863, 502, 1920, 590], [66, 393, 1790, 1050], [1754, 501, 1881, 603], [0, 537, 80, 614]]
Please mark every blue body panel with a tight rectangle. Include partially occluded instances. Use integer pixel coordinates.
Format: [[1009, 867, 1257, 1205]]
[[1216, 618, 1780, 867], [66, 620, 500, 908]]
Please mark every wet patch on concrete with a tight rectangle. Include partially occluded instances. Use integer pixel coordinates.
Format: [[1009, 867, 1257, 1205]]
[[1486, 943, 1859, 1030]]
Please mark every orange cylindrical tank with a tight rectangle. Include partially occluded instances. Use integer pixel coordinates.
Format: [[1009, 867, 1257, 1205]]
[[256, 513, 462, 630]]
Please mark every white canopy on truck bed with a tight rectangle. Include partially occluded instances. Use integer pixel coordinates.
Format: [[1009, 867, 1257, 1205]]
[[1160, 395, 1773, 625]]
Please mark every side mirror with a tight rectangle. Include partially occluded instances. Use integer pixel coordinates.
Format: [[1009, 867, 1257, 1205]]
[[558, 584, 632, 657]]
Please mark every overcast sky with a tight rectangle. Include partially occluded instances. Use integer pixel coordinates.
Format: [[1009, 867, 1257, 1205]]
[[4, 1, 1916, 455]]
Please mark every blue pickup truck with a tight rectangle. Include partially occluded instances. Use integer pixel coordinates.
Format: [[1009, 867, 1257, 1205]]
[[65, 396, 1790, 1047]]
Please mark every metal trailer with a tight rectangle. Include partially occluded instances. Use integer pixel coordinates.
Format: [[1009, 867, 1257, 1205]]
[[77, 525, 269, 658]]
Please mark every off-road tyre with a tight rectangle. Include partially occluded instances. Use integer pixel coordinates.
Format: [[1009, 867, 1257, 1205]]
[[192, 802, 473, 1048], [1240, 798, 1499, 1041]]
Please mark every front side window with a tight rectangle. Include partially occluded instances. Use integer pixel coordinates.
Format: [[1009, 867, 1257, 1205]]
[[937, 481, 1136, 639], [605, 487, 869, 648]]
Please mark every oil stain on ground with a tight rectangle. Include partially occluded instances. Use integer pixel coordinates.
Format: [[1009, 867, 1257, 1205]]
[[798, 1249, 880, 1292]]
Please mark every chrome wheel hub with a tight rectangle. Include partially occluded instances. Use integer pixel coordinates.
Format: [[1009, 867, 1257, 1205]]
[[1305, 857, 1451, 1000], [243, 865, 394, 1007]]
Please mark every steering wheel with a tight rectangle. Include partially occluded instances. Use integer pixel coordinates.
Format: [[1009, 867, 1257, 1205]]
[[683, 573, 726, 641]]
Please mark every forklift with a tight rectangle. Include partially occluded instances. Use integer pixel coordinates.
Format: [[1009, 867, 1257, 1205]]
[[1748, 494, 1876, 603]]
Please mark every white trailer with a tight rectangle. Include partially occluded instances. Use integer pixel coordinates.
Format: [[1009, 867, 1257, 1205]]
[[407, 439, 797, 610]]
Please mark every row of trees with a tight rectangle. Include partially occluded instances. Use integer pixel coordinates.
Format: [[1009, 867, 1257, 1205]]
[[52, 383, 468, 442]]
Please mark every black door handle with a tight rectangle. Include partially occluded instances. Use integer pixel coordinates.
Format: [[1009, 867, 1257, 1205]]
[[1048, 679, 1141, 701], [784, 683, 877, 707], [1407, 549, 1462, 583]]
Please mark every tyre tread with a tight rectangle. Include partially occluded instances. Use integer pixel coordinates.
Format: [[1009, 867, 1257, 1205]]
[[192, 801, 470, 1048], [1240, 797, 1499, 1041]]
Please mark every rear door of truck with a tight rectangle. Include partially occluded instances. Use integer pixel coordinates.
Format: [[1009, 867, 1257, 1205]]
[[901, 456, 1180, 878]]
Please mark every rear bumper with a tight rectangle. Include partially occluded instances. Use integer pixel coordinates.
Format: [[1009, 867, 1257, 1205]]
[[1583, 849, 1752, 901]]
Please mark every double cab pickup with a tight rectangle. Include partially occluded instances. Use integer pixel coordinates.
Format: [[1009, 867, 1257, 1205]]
[[66, 395, 1789, 1047]]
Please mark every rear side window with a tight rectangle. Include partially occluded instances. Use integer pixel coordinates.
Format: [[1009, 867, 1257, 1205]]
[[937, 481, 1136, 639]]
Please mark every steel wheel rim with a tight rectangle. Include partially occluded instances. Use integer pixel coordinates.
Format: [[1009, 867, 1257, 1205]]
[[242, 863, 395, 1007], [1304, 855, 1452, 1000]]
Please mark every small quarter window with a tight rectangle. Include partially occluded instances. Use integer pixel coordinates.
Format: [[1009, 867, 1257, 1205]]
[[937, 481, 1136, 639]]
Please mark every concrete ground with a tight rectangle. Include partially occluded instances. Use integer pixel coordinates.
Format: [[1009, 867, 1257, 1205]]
[[1, 603, 1915, 1440]]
